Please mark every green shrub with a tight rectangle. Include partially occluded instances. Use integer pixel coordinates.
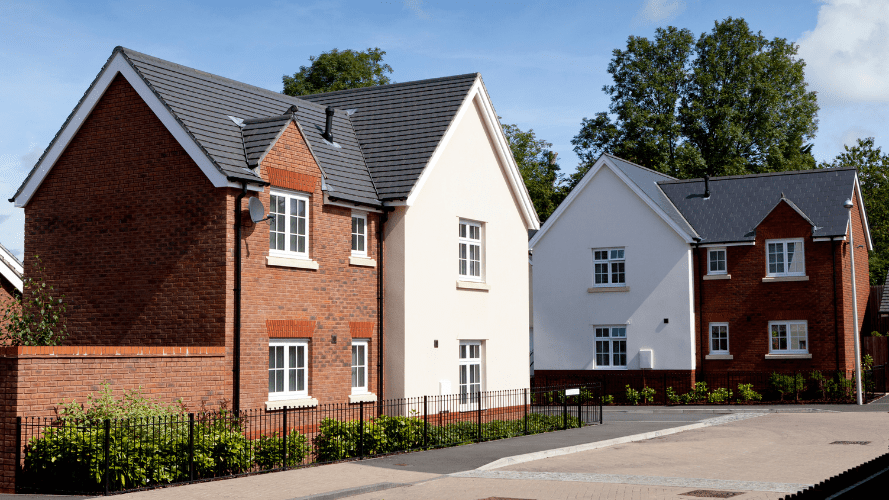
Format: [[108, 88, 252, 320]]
[[707, 388, 733, 403], [870, 331, 882, 337], [625, 385, 641, 405], [769, 373, 806, 401], [253, 429, 311, 469], [601, 394, 614, 405], [863, 354, 874, 370], [736, 384, 762, 402], [640, 386, 656, 404], [666, 387, 681, 404]]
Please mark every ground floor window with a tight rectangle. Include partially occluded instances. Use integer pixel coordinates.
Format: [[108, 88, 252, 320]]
[[351, 339, 368, 394], [459, 341, 482, 404], [268, 339, 307, 400], [710, 323, 729, 354], [769, 320, 808, 354], [595, 326, 627, 367]]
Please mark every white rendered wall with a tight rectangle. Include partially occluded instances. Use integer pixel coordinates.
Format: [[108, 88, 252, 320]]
[[384, 100, 531, 399], [532, 165, 695, 372]]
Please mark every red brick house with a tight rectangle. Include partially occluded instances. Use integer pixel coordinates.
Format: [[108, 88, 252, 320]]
[[2, 45, 538, 484], [531, 154, 871, 384]]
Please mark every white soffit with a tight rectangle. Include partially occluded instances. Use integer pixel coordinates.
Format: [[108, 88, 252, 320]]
[[853, 176, 874, 251], [403, 77, 540, 230], [0, 249, 23, 293], [13, 52, 256, 208]]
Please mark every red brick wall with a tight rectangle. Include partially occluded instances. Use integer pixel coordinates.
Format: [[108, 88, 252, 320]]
[[839, 189, 870, 371], [696, 199, 866, 373], [237, 121, 380, 409], [23, 74, 229, 346]]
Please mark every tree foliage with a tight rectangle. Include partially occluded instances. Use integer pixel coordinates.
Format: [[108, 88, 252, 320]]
[[501, 123, 565, 223], [821, 138, 889, 285], [1, 256, 68, 346], [282, 47, 393, 96], [571, 17, 818, 188]]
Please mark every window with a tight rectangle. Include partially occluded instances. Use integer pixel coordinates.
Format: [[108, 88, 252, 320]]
[[708, 248, 727, 275], [268, 339, 308, 400], [351, 339, 368, 394], [458, 220, 483, 281], [769, 321, 808, 354], [766, 239, 805, 277], [269, 189, 309, 259], [594, 326, 627, 367], [459, 341, 482, 404], [592, 248, 626, 286], [351, 212, 367, 257], [710, 323, 729, 354]]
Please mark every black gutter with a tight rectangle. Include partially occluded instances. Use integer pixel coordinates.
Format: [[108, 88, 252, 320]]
[[832, 239, 840, 371], [377, 209, 390, 415]]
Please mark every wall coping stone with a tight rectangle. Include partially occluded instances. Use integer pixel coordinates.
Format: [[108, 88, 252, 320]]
[[0, 345, 225, 358]]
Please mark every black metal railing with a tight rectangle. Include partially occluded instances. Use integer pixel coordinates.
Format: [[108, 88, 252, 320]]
[[15, 383, 601, 495]]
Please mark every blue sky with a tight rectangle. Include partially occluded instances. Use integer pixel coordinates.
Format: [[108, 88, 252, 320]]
[[1, 0, 887, 260]]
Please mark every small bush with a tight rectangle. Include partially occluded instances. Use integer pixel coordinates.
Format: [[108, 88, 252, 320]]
[[769, 373, 806, 401], [625, 385, 641, 405], [870, 331, 883, 337], [666, 387, 681, 404], [601, 394, 614, 405], [707, 388, 733, 403], [640, 386, 656, 404], [736, 384, 762, 402]]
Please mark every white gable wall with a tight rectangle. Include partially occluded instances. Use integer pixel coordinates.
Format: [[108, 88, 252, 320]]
[[384, 100, 531, 399], [532, 164, 695, 372]]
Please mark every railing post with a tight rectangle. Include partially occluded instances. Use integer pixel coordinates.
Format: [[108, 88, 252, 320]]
[[476, 391, 482, 443], [562, 395, 568, 430], [283, 407, 289, 469], [103, 419, 110, 496], [423, 396, 428, 448], [188, 413, 195, 481], [523, 388, 528, 435], [14, 417, 21, 493], [358, 401, 364, 460], [599, 385, 603, 425]]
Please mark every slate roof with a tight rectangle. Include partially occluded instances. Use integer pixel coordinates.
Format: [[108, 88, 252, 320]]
[[604, 154, 699, 239], [658, 167, 859, 244], [299, 73, 479, 200]]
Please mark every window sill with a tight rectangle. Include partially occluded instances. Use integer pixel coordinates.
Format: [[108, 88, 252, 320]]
[[265, 397, 318, 410], [348, 393, 378, 403], [349, 256, 376, 267], [764, 353, 812, 360], [703, 274, 731, 280], [457, 281, 490, 291], [588, 286, 630, 293], [267, 256, 319, 270], [762, 276, 808, 283], [705, 354, 733, 360]]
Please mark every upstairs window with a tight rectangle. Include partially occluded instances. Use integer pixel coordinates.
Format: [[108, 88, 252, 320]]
[[593, 248, 625, 287], [351, 212, 367, 257], [269, 189, 309, 259], [769, 321, 808, 354], [766, 239, 805, 277], [458, 220, 483, 281], [708, 248, 727, 275], [594, 326, 627, 367]]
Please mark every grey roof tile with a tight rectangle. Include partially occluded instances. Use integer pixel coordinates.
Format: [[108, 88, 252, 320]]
[[658, 167, 858, 243]]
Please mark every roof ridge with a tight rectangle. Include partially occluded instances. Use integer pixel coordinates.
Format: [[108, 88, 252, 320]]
[[303, 73, 480, 98], [602, 153, 677, 180], [658, 167, 856, 184]]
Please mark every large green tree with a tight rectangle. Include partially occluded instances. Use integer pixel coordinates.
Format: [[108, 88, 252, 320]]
[[571, 17, 818, 188], [821, 138, 889, 285], [502, 123, 565, 223], [283, 48, 393, 96]]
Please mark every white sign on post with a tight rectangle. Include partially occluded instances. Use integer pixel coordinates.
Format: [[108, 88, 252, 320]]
[[565, 388, 580, 396]]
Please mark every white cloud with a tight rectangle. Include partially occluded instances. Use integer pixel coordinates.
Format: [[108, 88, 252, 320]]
[[798, 0, 889, 104], [404, 0, 430, 20], [635, 0, 686, 25]]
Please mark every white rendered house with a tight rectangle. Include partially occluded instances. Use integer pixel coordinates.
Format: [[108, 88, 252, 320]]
[[529, 155, 698, 374]]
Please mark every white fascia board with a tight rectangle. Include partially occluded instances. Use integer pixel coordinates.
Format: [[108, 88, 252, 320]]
[[403, 78, 540, 230], [699, 241, 755, 248], [529, 156, 695, 249], [853, 176, 874, 251], [13, 52, 257, 207], [0, 249, 23, 292]]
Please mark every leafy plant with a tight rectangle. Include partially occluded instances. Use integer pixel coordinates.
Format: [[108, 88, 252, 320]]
[[0, 256, 68, 346], [769, 372, 806, 401], [863, 354, 874, 371], [640, 386, 656, 404], [57, 383, 184, 422], [736, 384, 762, 402], [625, 385, 641, 405], [707, 388, 733, 403], [253, 429, 310, 469], [601, 394, 614, 405], [666, 387, 681, 404]]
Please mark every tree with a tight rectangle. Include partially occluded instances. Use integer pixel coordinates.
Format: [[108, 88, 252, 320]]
[[282, 48, 393, 96], [571, 17, 818, 187], [502, 123, 565, 222], [821, 138, 889, 285], [1, 256, 68, 346]]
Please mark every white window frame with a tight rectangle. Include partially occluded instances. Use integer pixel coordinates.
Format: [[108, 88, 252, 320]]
[[268, 339, 308, 401], [769, 320, 809, 354], [269, 188, 310, 260], [766, 238, 805, 277], [592, 248, 626, 287], [351, 339, 369, 394], [594, 326, 627, 369], [458, 219, 483, 282], [458, 340, 483, 406], [708, 248, 727, 275], [351, 212, 368, 257], [709, 322, 729, 354]]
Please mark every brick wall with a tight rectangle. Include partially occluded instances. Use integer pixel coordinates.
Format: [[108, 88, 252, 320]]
[[839, 189, 870, 372], [237, 121, 380, 409], [696, 199, 867, 373], [23, 74, 229, 346]]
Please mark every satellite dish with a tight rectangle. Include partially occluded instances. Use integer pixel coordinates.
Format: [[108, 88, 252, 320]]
[[248, 197, 270, 223]]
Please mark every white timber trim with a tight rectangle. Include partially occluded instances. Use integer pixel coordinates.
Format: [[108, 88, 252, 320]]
[[853, 175, 874, 251], [403, 77, 540, 230], [13, 51, 259, 208], [0, 248, 23, 292], [530, 155, 697, 249], [699, 241, 755, 248]]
